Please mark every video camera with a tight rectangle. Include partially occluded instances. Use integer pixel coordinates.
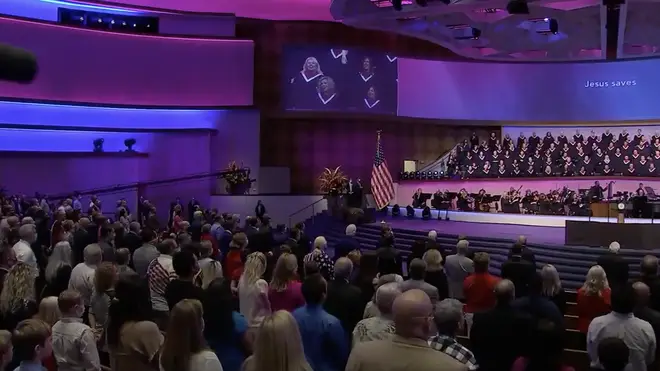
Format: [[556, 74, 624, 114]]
[[0, 42, 38, 83]]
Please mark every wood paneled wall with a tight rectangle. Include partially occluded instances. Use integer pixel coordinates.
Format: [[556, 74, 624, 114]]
[[235, 19, 478, 193]]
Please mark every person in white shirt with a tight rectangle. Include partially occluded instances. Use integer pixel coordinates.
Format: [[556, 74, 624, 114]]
[[12, 223, 38, 270], [68, 244, 102, 307], [588, 283, 656, 371], [51, 290, 101, 371]]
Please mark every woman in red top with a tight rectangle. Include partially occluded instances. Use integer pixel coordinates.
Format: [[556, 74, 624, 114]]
[[225, 233, 248, 293], [576, 265, 611, 333], [200, 224, 219, 258], [463, 252, 500, 334]]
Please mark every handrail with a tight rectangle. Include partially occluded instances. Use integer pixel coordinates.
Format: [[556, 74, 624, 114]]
[[419, 143, 460, 173], [288, 197, 326, 227], [48, 168, 250, 200]]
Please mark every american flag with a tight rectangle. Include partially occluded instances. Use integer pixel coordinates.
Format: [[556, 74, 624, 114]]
[[371, 130, 395, 210]]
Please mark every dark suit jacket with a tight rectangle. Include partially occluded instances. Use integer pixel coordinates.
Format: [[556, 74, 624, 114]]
[[597, 252, 629, 287], [71, 229, 89, 265], [641, 275, 660, 312], [334, 236, 360, 261], [635, 305, 660, 341], [285, 238, 306, 278], [501, 259, 536, 298], [471, 304, 533, 371], [507, 247, 536, 266], [123, 232, 142, 255], [375, 246, 403, 276], [324, 279, 365, 339]]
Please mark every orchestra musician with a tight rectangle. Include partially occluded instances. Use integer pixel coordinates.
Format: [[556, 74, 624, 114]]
[[589, 181, 605, 201], [476, 189, 489, 212], [412, 188, 424, 208], [457, 188, 474, 211]]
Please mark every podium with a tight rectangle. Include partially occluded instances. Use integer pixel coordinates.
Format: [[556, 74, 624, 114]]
[[589, 202, 609, 217]]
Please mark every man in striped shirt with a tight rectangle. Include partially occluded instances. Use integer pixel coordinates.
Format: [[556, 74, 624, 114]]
[[147, 239, 177, 330]]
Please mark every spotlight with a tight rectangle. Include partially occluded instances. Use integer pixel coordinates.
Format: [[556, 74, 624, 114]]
[[421, 171, 427, 179], [406, 205, 415, 218], [392, 204, 401, 217], [415, 171, 421, 180], [399, 171, 407, 180], [472, 28, 482, 39], [124, 138, 137, 152], [549, 19, 558, 34], [392, 0, 403, 11], [422, 206, 431, 220], [433, 171, 439, 179], [93, 138, 105, 153], [506, 0, 529, 14]]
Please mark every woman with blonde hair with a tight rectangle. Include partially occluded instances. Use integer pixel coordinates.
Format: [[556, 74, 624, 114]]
[[42, 241, 73, 299], [90, 262, 118, 359], [577, 265, 611, 334], [34, 296, 60, 327], [541, 264, 566, 314], [303, 236, 334, 281], [238, 252, 271, 327], [268, 253, 304, 312], [195, 260, 223, 290], [0, 262, 37, 331], [161, 299, 222, 371], [422, 249, 449, 300], [241, 310, 312, 371]]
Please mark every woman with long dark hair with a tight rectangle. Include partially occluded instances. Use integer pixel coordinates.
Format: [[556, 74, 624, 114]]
[[107, 273, 163, 371], [510, 320, 574, 371], [203, 278, 250, 371]]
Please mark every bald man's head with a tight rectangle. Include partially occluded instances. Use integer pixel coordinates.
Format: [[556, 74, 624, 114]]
[[392, 289, 433, 340], [641, 255, 658, 277], [494, 279, 515, 304], [633, 281, 650, 306]]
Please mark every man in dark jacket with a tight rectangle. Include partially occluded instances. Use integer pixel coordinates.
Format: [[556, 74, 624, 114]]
[[471, 279, 532, 371], [597, 241, 629, 288], [639, 255, 660, 312], [633, 281, 660, 342], [506, 236, 536, 265], [502, 243, 536, 298]]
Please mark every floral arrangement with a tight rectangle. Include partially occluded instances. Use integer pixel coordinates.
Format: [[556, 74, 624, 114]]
[[225, 161, 251, 194], [318, 166, 348, 195]]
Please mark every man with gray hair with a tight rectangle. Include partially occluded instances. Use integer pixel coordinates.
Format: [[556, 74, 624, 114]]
[[352, 282, 401, 346], [335, 224, 360, 261], [444, 240, 474, 300], [429, 299, 479, 370], [13, 223, 37, 269], [69, 244, 103, 306], [597, 241, 629, 287], [324, 257, 364, 337], [400, 259, 439, 304], [507, 235, 536, 265]]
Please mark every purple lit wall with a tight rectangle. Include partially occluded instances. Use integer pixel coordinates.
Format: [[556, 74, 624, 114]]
[[0, 129, 150, 152], [398, 58, 660, 122], [0, 0, 236, 37], [0, 101, 224, 129], [0, 16, 254, 106]]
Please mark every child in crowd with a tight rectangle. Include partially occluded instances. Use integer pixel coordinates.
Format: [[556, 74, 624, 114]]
[[11, 319, 52, 371], [51, 290, 101, 371]]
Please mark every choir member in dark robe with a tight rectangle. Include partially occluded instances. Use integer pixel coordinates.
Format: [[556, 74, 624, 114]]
[[648, 162, 657, 176], [362, 86, 382, 111], [602, 130, 614, 144], [313, 76, 341, 109], [602, 164, 613, 175], [626, 162, 636, 176], [573, 130, 584, 144], [288, 56, 325, 109]]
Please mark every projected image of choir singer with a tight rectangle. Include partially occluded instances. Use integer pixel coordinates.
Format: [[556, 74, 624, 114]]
[[314, 76, 339, 108], [288, 56, 325, 109], [364, 86, 381, 110], [358, 56, 375, 83]]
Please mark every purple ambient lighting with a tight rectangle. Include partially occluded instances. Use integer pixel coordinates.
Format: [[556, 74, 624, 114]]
[[40, 0, 138, 13], [0, 16, 254, 106], [0, 128, 151, 152], [397, 57, 660, 122], [0, 101, 223, 130]]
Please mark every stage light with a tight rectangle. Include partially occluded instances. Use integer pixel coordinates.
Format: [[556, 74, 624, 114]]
[[406, 205, 415, 218], [549, 19, 559, 34], [506, 0, 529, 14], [472, 28, 482, 39], [124, 138, 136, 152], [433, 171, 439, 179], [392, 0, 403, 11], [415, 171, 421, 180], [93, 138, 104, 152], [392, 204, 400, 216], [421, 171, 427, 179], [399, 171, 406, 180], [422, 206, 431, 220]]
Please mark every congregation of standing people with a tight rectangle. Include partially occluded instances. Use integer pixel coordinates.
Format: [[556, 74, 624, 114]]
[[0, 193, 655, 371]]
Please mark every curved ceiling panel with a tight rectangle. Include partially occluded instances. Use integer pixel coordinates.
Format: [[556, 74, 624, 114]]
[[0, 16, 254, 107]]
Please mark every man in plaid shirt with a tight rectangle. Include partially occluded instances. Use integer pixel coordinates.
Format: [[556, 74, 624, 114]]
[[428, 298, 479, 370]]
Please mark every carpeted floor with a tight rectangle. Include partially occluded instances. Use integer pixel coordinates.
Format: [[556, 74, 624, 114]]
[[370, 217, 565, 245]]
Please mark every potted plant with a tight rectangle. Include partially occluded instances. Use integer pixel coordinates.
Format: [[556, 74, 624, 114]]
[[318, 166, 347, 216], [225, 161, 252, 195]]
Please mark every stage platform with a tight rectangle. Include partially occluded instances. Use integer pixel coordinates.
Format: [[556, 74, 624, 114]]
[[372, 217, 565, 245], [386, 206, 660, 228]]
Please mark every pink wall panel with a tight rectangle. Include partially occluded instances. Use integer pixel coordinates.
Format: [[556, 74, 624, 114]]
[[0, 17, 254, 106], [396, 178, 658, 205]]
